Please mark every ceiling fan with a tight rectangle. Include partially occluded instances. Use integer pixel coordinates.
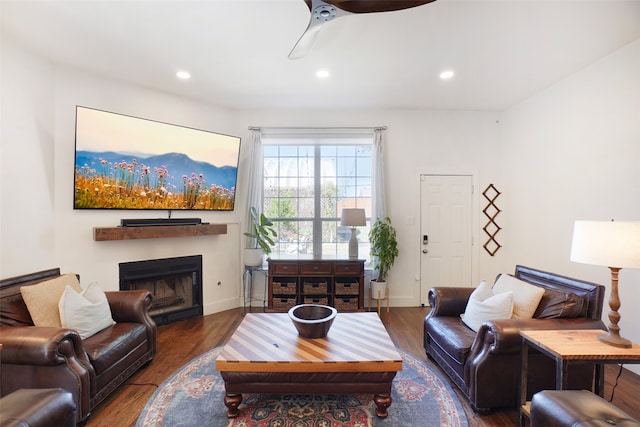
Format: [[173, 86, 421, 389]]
[[289, 0, 437, 59]]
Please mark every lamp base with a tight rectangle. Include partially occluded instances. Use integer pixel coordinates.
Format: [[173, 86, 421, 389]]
[[348, 228, 358, 259], [598, 330, 632, 348]]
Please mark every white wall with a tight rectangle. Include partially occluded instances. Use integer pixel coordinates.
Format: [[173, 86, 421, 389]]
[[501, 38, 640, 372], [1, 35, 56, 276]]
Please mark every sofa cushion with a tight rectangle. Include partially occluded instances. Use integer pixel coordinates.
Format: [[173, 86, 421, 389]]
[[59, 282, 115, 339], [83, 322, 148, 375], [493, 274, 545, 319], [20, 274, 83, 327], [462, 280, 513, 332], [426, 316, 477, 365], [534, 289, 586, 319]]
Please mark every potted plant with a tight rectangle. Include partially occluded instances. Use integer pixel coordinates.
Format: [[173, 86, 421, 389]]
[[369, 216, 399, 299], [243, 207, 277, 266]]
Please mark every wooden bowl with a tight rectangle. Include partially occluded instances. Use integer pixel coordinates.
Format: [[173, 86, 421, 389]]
[[288, 304, 337, 339]]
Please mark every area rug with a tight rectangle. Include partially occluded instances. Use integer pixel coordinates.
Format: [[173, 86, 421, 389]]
[[136, 347, 468, 427]]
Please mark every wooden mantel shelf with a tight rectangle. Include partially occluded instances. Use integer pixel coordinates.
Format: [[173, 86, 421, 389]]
[[93, 223, 227, 241]]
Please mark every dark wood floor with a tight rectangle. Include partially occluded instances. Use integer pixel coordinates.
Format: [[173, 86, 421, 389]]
[[87, 307, 640, 426]]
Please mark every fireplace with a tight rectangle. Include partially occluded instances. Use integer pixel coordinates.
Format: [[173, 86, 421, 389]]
[[119, 255, 203, 326]]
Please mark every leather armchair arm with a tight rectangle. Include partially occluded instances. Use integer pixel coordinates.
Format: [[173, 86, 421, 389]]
[[105, 290, 157, 357], [427, 287, 474, 318], [106, 290, 153, 323], [471, 317, 606, 357], [0, 326, 90, 366]]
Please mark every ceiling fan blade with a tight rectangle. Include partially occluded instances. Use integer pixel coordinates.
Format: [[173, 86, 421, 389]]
[[319, 0, 437, 14], [290, 0, 436, 59], [289, 0, 348, 59], [288, 17, 326, 59]]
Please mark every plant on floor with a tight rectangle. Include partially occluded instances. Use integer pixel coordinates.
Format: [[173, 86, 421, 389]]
[[369, 216, 399, 283]]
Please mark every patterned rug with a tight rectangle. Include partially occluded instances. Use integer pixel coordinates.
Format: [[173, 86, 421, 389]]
[[136, 347, 468, 427]]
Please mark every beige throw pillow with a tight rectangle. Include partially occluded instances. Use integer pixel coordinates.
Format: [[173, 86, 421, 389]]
[[492, 274, 545, 319], [20, 273, 83, 327]]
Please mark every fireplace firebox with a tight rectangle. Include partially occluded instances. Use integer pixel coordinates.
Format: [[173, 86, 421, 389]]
[[119, 255, 203, 325]]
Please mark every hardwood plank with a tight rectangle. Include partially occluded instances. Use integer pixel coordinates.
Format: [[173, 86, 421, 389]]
[[86, 307, 640, 427]]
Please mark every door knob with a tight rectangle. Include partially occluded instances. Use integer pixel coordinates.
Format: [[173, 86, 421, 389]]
[[422, 249, 428, 254]]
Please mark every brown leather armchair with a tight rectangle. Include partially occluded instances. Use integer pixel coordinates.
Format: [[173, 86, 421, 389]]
[[0, 268, 157, 424], [424, 265, 606, 412]]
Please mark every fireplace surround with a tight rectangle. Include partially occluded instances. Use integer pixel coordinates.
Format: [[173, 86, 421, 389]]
[[119, 255, 203, 325]]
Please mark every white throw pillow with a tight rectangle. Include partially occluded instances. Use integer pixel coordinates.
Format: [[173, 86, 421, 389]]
[[59, 281, 115, 339], [461, 280, 514, 332], [492, 274, 546, 319], [20, 273, 83, 327]]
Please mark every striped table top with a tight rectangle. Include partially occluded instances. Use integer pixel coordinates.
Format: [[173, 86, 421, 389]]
[[216, 312, 402, 373]]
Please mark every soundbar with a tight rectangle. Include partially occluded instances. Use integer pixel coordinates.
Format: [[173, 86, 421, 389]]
[[121, 218, 202, 227]]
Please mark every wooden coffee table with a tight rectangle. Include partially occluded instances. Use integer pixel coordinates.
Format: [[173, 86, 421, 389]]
[[215, 312, 403, 418]]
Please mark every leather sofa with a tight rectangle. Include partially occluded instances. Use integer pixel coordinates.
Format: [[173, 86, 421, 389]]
[[0, 388, 76, 427], [0, 268, 157, 424], [530, 390, 640, 426], [424, 265, 606, 412]]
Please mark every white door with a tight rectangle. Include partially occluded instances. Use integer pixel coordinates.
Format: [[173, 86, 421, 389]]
[[420, 175, 473, 305]]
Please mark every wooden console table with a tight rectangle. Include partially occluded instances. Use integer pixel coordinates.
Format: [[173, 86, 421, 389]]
[[519, 329, 640, 427], [267, 256, 364, 312]]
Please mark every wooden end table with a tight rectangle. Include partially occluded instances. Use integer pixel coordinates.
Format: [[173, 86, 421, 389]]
[[519, 329, 640, 427], [215, 312, 402, 418]]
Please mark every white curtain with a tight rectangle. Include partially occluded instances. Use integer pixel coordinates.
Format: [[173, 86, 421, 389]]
[[371, 128, 386, 224], [245, 129, 263, 247]]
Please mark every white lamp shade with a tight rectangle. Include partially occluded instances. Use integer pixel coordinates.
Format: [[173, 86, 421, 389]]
[[570, 221, 640, 268], [341, 208, 366, 227]]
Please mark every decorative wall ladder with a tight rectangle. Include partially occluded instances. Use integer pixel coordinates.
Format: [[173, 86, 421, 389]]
[[482, 184, 502, 256]]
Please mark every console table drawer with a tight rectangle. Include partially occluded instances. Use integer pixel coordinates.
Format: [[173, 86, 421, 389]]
[[271, 262, 299, 275], [333, 262, 362, 275], [299, 262, 332, 275]]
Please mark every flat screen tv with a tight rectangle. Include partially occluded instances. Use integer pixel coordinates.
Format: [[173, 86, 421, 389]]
[[74, 106, 240, 211]]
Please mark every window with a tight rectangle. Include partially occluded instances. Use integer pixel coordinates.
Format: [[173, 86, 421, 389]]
[[262, 134, 373, 259]]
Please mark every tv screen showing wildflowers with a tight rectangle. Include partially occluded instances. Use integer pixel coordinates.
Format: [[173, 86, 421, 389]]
[[74, 106, 240, 211]]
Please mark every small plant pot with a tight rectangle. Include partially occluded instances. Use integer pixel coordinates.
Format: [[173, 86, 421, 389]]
[[370, 280, 387, 300], [244, 248, 264, 267]]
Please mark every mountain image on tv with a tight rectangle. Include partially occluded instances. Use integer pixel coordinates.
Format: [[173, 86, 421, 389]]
[[73, 106, 241, 211], [74, 150, 238, 210]]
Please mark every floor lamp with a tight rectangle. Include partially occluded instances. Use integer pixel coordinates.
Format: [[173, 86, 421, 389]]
[[570, 220, 640, 348], [341, 208, 366, 259]]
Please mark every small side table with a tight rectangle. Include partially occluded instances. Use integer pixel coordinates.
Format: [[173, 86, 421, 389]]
[[243, 265, 267, 313], [519, 329, 640, 427]]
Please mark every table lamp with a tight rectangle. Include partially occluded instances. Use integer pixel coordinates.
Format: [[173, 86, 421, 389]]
[[570, 220, 640, 348], [341, 208, 366, 259]]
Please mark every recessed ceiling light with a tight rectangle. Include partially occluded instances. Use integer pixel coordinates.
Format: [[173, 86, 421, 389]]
[[316, 69, 330, 79], [176, 70, 191, 80], [439, 70, 455, 80]]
